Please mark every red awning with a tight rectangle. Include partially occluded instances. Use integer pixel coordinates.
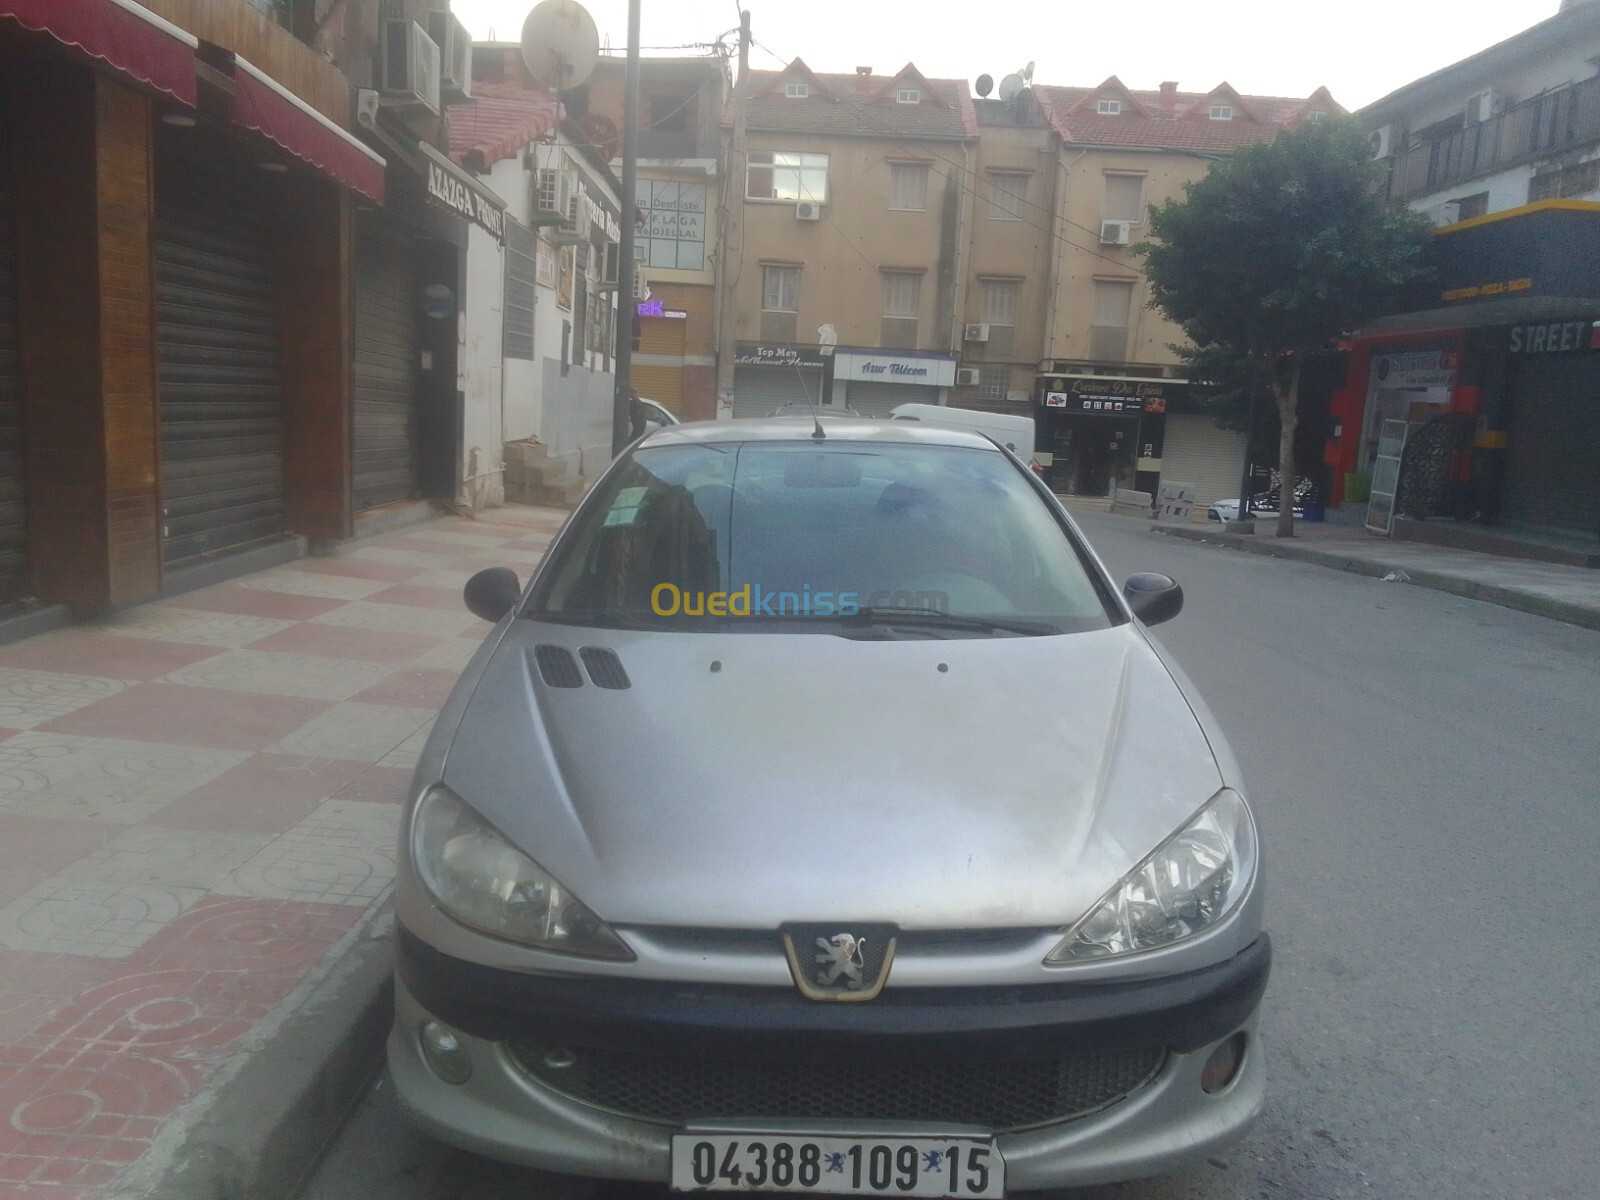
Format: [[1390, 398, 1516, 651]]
[[232, 57, 386, 204], [1, 0, 198, 106]]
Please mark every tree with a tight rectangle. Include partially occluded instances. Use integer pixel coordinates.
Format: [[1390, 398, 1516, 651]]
[[1140, 118, 1434, 536]]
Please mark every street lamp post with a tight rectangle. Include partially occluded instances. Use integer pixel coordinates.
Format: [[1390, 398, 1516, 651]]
[[611, 0, 642, 456]]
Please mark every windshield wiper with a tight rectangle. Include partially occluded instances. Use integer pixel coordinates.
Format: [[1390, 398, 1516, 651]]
[[842, 608, 1060, 637]]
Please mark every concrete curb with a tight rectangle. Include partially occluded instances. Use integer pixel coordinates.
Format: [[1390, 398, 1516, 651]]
[[1151, 524, 1600, 633], [108, 906, 397, 1200]]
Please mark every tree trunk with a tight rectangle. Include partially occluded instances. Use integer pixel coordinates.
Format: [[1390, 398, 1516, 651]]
[[1273, 356, 1302, 538]]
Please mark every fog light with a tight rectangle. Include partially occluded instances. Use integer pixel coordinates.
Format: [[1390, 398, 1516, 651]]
[[419, 1019, 473, 1085], [1200, 1032, 1247, 1094]]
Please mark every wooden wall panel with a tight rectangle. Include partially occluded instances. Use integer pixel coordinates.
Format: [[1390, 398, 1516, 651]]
[[94, 79, 162, 603], [278, 181, 353, 539]]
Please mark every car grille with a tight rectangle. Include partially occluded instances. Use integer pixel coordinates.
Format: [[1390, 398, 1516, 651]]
[[506, 1041, 1165, 1131]]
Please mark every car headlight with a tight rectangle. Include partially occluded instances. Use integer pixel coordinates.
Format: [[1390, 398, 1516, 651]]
[[1046, 788, 1256, 964], [411, 786, 633, 960]]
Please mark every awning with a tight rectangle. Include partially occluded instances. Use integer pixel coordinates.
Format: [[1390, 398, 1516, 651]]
[[1, 0, 198, 106], [232, 56, 386, 204]]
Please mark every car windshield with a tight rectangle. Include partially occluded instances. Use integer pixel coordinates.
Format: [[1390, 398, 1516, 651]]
[[530, 440, 1116, 635]]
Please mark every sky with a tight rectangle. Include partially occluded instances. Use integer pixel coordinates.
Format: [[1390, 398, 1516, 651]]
[[451, 0, 1561, 111]]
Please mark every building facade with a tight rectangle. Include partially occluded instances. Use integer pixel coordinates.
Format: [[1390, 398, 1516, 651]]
[[0, 0, 488, 625], [1340, 0, 1600, 541]]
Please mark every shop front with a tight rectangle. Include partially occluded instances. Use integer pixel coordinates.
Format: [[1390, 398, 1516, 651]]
[[832, 349, 955, 417], [1035, 375, 1175, 498], [731, 342, 828, 417]]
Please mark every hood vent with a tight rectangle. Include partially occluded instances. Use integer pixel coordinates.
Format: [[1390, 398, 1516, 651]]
[[580, 646, 632, 690], [534, 644, 585, 688]]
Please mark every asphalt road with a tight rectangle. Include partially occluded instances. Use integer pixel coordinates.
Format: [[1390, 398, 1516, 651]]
[[299, 510, 1600, 1200]]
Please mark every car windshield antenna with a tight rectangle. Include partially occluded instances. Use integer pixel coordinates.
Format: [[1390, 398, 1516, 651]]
[[811, 413, 826, 440]]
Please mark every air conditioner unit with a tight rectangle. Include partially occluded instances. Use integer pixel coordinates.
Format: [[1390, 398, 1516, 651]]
[[795, 200, 822, 221], [633, 268, 650, 301], [534, 168, 576, 226], [1369, 125, 1396, 160], [963, 322, 991, 343], [955, 367, 981, 386], [426, 10, 472, 102], [1423, 201, 1461, 227], [1465, 90, 1495, 125], [381, 21, 441, 116], [1098, 220, 1131, 245]]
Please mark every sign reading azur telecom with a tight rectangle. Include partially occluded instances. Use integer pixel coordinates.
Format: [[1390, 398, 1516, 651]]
[[831, 351, 956, 387]]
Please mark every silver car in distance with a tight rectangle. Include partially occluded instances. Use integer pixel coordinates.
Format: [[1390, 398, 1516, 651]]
[[390, 418, 1269, 1195]]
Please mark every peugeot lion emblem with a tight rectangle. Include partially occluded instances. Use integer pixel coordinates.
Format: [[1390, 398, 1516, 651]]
[[782, 924, 898, 1002]]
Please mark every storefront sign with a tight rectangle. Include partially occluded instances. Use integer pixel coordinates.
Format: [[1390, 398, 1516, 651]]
[[734, 342, 827, 369], [1508, 318, 1600, 354], [1372, 349, 1456, 388], [1427, 205, 1600, 306], [1040, 377, 1173, 413], [636, 300, 687, 318], [584, 190, 621, 241], [424, 155, 505, 242], [832, 351, 956, 386]]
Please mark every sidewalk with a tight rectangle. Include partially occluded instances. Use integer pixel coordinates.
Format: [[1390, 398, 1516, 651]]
[[0, 504, 568, 1200], [1068, 500, 1600, 632]]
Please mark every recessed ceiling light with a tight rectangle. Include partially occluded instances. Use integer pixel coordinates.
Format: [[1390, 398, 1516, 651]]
[[161, 112, 197, 127]]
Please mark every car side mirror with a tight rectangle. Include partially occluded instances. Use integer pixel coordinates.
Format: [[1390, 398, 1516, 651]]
[[464, 567, 522, 623], [1123, 572, 1183, 626]]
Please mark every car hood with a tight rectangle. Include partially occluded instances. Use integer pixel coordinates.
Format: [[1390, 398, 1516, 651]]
[[436, 622, 1225, 930]]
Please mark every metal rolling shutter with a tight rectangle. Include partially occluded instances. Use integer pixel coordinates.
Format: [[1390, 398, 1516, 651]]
[[634, 317, 686, 414], [1501, 356, 1600, 535], [732, 367, 823, 418], [154, 137, 286, 568], [847, 381, 938, 418], [1159, 414, 1247, 515], [0, 144, 25, 601], [353, 216, 420, 510]]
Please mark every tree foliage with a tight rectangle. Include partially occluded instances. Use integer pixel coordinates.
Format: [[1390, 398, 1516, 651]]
[[1140, 117, 1434, 534]]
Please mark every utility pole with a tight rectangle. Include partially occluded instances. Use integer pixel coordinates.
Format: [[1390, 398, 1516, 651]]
[[714, 10, 751, 417], [611, 0, 642, 455]]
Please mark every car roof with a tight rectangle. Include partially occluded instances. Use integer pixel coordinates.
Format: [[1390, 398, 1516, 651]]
[[638, 416, 1000, 451]]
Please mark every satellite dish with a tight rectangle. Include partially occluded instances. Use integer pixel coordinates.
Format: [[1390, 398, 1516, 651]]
[[975, 73, 994, 98], [521, 0, 600, 91], [1023, 61, 1035, 81], [998, 73, 1024, 102]]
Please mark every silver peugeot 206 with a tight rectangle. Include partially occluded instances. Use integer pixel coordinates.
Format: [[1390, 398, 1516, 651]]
[[390, 417, 1268, 1195]]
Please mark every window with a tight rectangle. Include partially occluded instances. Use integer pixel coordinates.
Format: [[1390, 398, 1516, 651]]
[[1090, 279, 1134, 361], [897, 88, 920, 104], [1455, 191, 1490, 220], [1102, 174, 1145, 223], [503, 219, 536, 360], [889, 162, 929, 211], [976, 367, 1009, 401], [762, 265, 800, 312], [987, 171, 1028, 220], [1209, 104, 1233, 121], [979, 279, 1018, 325], [747, 151, 829, 203], [1305, 111, 1327, 124], [1096, 99, 1122, 115], [784, 81, 809, 99], [882, 272, 921, 318]]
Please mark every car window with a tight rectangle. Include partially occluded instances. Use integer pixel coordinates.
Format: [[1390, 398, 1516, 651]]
[[532, 441, 1115, 634]]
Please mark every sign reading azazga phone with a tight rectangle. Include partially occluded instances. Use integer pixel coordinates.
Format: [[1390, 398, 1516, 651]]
[[831, 351, 957, 387], [421, 145, 505, 242]]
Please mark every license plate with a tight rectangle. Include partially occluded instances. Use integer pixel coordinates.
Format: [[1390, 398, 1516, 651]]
[[670, 1134, 1004, 1197]]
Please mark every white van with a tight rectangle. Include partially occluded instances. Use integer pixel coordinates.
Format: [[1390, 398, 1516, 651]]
[[889, 403, 1038, 464]]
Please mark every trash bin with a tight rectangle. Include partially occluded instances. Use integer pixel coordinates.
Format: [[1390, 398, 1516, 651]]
[[1302, 503, 1326, 522]]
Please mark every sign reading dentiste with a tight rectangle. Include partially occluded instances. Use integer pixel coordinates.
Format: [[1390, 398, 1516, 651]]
[[831, 351, 957, 387]]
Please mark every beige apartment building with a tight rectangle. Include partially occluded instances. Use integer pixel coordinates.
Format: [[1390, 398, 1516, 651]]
[[724, 61, 979, 417], [1030, 77, 1342, 499]]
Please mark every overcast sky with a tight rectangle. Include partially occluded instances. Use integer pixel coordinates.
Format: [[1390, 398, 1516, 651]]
[[451, 0, 1561, 111]]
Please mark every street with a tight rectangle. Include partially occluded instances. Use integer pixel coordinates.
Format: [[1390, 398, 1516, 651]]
[[300, 510, 1600, 1200]]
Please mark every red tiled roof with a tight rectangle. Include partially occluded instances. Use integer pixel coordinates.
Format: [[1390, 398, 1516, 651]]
[[446, 82, 562, 171], [1034, 82, 1345, 153], [727, 64, 978, 140]]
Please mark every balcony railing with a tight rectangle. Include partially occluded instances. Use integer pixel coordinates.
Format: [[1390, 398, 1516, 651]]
[[1387, 74, 1600, 200]]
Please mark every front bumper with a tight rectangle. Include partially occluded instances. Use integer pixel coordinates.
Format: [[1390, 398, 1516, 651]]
[[389, 929, 1270, 1190]]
